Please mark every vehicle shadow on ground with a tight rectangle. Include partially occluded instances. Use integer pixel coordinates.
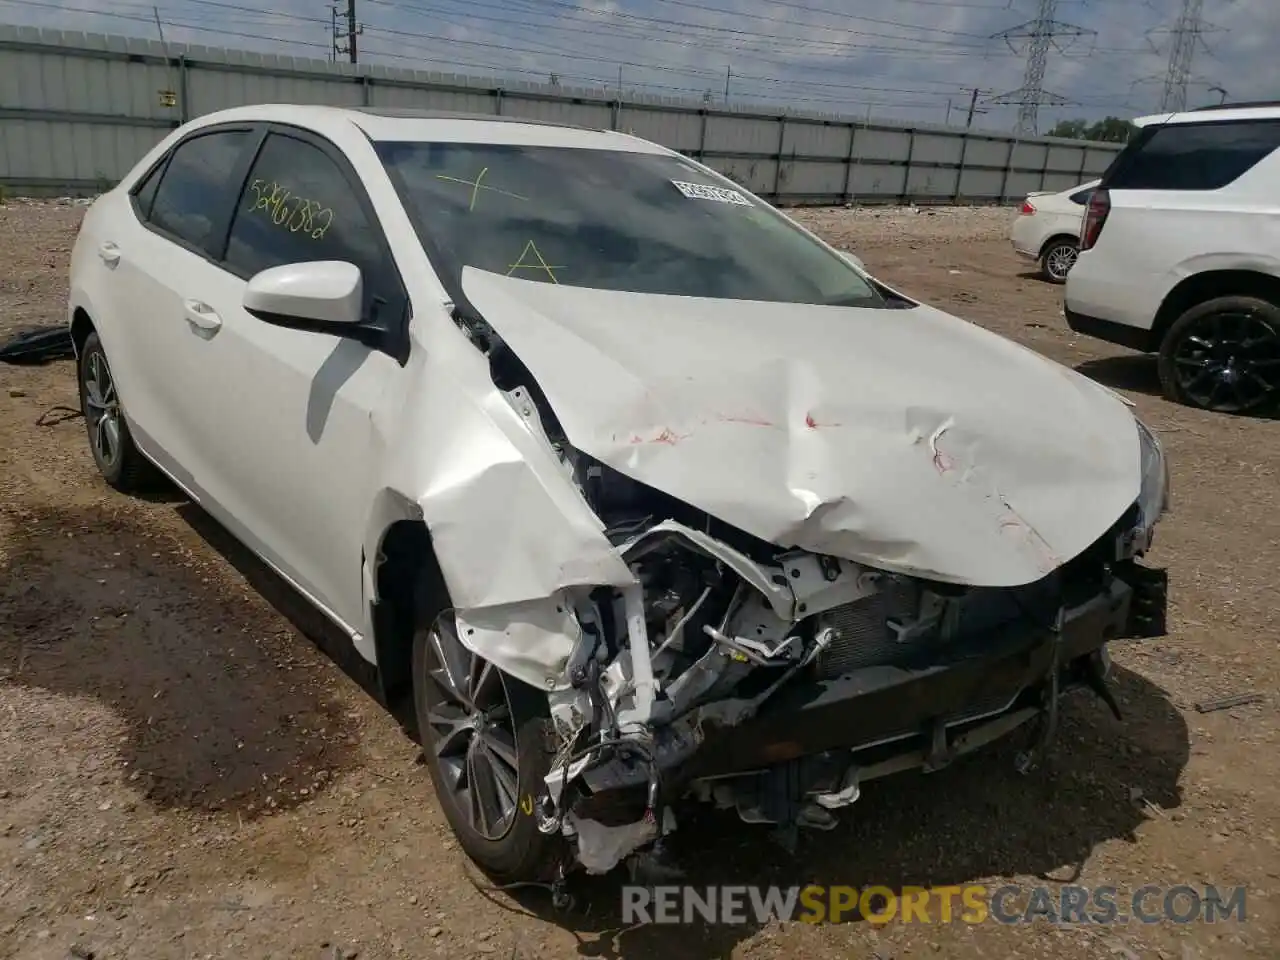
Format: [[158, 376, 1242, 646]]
[[514, 666, 1188, 959], [171, 501, 387, 708], [1076, 355, 1280, 420], [0, 503, 360, 818], [1076, 355, 1163, 399]]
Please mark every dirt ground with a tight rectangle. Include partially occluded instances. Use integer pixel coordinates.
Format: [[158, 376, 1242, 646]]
[[1, 199, 1277, 960]]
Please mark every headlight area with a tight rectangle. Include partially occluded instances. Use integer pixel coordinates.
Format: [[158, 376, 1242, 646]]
[[1128, 416, 1170, 555], [1102, 416, 1171, 640]]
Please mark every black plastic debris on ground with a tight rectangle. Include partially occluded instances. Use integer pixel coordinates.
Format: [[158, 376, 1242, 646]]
[[0, 325, 75, 364]]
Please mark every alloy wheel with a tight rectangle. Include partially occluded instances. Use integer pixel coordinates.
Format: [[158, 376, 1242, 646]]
[[84, 350, 122, 469], [422, 614, 521, 841], [1172, 310, 1280, 413], [1045, 243, 1077, 282]]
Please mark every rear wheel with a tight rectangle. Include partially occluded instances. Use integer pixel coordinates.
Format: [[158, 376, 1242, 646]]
[[412, 606, 561, 882], [77, 331, 157, 492], [1157, 295, 1280, 414], [1040, 238, 1078, 284]]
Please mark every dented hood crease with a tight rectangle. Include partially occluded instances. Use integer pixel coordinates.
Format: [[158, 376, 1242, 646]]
[[461, 267, 1143, 588]]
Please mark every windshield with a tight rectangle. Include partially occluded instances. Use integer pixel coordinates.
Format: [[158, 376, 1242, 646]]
[[376, 141, 882, 307]]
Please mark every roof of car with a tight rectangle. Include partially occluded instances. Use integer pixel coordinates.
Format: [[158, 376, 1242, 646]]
[[190, 103, 669, 154], [1133, 104, 1280, 127], [351, 107, 592, 129]]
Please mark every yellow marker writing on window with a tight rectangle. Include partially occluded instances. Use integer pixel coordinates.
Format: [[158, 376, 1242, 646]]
[[435, 171, 529, 209], [245, 179, 334, 241], [506, 240, 563, 284]]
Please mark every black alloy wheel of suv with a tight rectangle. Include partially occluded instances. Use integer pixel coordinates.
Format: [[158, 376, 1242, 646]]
[[1158, 295, 1280, 414]]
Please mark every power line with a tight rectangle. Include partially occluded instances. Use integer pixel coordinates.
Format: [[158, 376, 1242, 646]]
[[643, 0, 994, 41], [0, 0, 1155, 122], [370, 0, 999, 55], [987, 0, 1095, 135], [0, 0, 964, 111]]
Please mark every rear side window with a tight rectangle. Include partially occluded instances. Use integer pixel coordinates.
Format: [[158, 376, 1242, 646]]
[[224, 132, 404, 323], [1105, 120, 1280, 191], [131, 160, 164, 219], [1068, 188, 1093, 204], [149, 130, 251, 253]]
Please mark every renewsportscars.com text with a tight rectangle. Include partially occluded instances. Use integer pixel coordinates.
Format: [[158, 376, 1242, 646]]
[[621, 884, 1247, 926]]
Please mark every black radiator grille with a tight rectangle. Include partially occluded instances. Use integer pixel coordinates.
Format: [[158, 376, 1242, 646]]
[[812, 579, 925, 678]]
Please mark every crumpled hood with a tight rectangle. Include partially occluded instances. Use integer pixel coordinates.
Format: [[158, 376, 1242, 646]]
[[461, 267, 1142, 588]]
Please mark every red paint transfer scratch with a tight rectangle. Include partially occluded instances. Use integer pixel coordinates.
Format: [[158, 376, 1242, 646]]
[[996, 496, 1061, 574], [929, 421, 956, 474], [805, 413, 818, 429], [629, 427, 690, 445]]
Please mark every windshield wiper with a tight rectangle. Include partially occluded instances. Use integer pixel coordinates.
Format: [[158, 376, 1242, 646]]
[[823, 292, 883, 308]]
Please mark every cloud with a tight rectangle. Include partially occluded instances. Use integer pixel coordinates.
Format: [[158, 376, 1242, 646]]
[[0, 0, 1271, 132]]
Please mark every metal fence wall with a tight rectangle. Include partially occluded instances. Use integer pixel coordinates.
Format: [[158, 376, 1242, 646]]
[[0, 24, 1124, 202]]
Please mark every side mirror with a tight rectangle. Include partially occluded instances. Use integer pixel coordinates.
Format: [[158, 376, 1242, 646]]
[[838, 250, 866, 271], [243, 261, 364, 334]]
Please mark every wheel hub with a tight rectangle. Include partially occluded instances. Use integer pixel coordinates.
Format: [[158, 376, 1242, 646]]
[[1047, 245, 1077, 280], [83, 351, 122, 467], [422, 615, 521, 841], [1172, 310, 1280, 413]]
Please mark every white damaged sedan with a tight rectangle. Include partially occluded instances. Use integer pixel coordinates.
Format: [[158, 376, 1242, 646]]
[[68, 105, 1170, 885]]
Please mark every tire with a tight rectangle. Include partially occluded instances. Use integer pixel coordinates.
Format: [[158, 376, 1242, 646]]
[[1157, 295, 1280, 415], [411, 601, 562, 882], [1039, 238, 1078, 284], [77, 331, 158, 492]]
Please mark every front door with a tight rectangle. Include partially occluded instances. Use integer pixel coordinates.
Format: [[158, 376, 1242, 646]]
[[159, 127, 411, 633]]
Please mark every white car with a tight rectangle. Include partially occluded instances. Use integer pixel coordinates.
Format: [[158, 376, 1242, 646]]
[[1066, 103, 1280, 414], [1009, 180, 1097, 283], [68, 104, 1171, 886]]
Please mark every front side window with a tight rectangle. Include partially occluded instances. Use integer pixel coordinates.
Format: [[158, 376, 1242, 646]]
[[1105, 119, 1280, 191], [377, 141, 882, 307], [225, 133, 400, 321], [149, 130, 250, 254]]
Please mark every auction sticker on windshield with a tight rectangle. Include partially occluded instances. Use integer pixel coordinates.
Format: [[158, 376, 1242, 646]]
[[670, 180, 751, 205]]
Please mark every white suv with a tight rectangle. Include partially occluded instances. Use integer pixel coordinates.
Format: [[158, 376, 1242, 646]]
[[1065, 103, 1280, 414]]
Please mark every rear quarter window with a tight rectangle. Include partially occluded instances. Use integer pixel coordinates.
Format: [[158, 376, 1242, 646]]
[[1104, 119, 1280, 191]]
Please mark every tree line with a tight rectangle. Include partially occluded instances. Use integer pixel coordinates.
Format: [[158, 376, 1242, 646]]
[[1045, 116, 1136, 143]]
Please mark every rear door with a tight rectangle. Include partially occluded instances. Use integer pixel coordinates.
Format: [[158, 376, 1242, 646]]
[[106, 125, 260, 482]]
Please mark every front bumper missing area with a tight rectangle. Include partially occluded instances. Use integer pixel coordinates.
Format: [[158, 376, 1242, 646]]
[[682, 575, 1139, 782]]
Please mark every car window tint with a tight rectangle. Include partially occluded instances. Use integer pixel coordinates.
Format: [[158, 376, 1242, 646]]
[[225, 133, 397, 322], [149, 131, 249, 252], [1106, 120, 1280, 191], [132, 160, 164, 219]]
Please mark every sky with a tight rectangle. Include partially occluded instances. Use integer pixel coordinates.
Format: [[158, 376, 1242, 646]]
[[1, 0, 1275, 134]]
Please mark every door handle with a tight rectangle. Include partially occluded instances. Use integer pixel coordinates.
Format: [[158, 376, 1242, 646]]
[[98, 241, 121, 266], [182, 299, 223, 335]]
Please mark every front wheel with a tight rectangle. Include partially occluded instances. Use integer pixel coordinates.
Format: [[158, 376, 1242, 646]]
[[1157, 295, 1280, 415], [412, 609, 562, 882], [1040, 239, 1078, 284]]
